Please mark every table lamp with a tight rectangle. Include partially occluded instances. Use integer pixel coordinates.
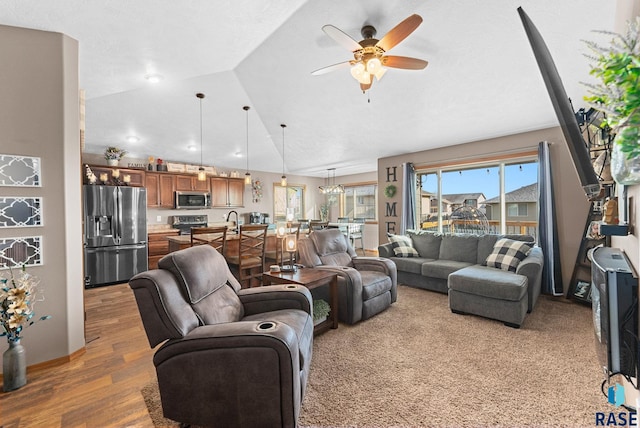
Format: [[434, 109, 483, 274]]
[[281, 233, 298, 272]]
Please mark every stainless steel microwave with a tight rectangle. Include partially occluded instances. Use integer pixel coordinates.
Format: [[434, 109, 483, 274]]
[[174, 191, 211, 209]]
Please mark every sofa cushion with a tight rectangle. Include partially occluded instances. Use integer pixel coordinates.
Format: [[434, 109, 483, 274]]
[[484, 238, 532, 272], [407, 231, 442, 259], [387, 233, 419, 257], [422, 259, 473, 280], [477, 234, 536, 264], [438, 235, 478, 263], [449, 265, 528, 301], [390, 257, 434, 274]]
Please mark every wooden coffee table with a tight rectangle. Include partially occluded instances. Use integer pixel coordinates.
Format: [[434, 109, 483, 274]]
[[262, 268, 338, 335]]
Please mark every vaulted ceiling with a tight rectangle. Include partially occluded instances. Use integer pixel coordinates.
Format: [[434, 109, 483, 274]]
[[0, 0, 617, 177]]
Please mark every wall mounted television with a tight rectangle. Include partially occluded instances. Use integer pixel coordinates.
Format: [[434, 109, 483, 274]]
[[517, 7, 603, 201], [589, 246, 638, 379]]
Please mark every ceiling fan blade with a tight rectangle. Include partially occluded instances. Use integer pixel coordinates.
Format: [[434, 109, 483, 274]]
[[382, 55, 428, 70], [311, 61, 352, 76], [376, 14, 423, 52], [322, 25, 363, 52]]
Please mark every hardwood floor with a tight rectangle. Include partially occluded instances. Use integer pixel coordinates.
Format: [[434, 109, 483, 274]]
[[0, 283, 158, 427]]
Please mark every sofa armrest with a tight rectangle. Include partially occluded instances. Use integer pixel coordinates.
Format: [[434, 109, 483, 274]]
[[238, 284, 313, 316], [378, 242, 394, 258], [516, 247, 544, 312]]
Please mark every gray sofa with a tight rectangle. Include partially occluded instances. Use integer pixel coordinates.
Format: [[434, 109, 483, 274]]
[[378, 231, 544, 327]]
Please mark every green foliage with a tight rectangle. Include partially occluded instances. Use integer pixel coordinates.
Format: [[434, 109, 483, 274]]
[[584, 17, 640, 159]]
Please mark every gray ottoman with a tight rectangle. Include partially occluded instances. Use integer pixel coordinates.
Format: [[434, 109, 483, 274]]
[[448, 265, 528, 328]]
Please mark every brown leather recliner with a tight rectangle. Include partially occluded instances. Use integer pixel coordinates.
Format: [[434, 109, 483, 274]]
[[297, 228, 397, 324], [129, 244, 314, 428]]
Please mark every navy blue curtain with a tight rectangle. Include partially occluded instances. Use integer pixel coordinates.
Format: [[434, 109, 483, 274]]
[[400, 162, 417, 234], [538, 141, 563, 295]]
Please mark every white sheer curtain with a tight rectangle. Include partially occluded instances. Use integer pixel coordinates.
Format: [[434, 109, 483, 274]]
[[538, 141, 563, 295]]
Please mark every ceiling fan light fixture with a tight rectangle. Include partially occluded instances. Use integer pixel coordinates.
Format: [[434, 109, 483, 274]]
[[350, 62, 370, 84], [373, 66, 387, 81], [366, 57, 382, 74]]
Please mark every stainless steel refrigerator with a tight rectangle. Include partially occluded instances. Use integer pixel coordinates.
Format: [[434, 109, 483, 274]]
[[83, 185, 148, 288]]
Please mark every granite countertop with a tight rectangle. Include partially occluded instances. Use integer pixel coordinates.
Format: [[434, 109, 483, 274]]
[[147, 224, 180, 234]]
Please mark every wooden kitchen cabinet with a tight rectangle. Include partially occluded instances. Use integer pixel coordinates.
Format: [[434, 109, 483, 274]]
[[86, 165, 145, 187], [210, 177, 244, 207], [146, 172, 175, 208], [148, 230, 180, 269], [175, 174, 210, 192]]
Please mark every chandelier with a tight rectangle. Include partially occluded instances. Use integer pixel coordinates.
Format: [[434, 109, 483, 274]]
[[319, 168, 344, 194]]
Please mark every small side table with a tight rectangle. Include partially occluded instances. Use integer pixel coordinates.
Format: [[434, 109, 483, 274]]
[[262, 268, 338, 335]]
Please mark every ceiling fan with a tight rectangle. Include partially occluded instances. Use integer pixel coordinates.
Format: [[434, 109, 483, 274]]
[[312, 14, 428, 92]]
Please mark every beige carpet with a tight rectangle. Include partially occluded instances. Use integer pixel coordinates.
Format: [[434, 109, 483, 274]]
[[142, 285, 606, 427]]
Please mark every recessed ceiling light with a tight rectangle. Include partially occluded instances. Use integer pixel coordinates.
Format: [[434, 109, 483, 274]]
[[234, 151, 243, 158], [125, 135, 140, 143], [144, 74, 164, 83], [187, 145, 197, 151]]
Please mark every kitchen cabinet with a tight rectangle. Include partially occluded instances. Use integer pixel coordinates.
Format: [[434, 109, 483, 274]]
[[175, 174, 210, 192], [86, 165, 145, 187], [210, 177, 244, 207], [148, 229, 180, 269], [146, 172, 175, 208]]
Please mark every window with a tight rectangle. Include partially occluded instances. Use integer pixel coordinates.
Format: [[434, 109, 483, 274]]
[[507, 203, 528, 217], [273, 184, 305, 222], [341, 184, 377, 220], [416, 158, 538, 236]]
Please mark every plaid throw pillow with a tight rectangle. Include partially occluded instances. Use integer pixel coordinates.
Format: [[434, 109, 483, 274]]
[[484, 238, 532, 272], [387, 233, 419, 258]]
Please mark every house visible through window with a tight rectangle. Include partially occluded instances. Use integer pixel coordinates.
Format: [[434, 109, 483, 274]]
[[274, 184, 305, 222], [341, 184, 377, 220], [416, 158, 538, 237], [507, 203, 528, 217]]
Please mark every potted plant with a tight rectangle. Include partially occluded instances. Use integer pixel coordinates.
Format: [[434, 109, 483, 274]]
[[1, 266, 51, 391], [584, 17, 640, 184], [104, 146, 127, 166]]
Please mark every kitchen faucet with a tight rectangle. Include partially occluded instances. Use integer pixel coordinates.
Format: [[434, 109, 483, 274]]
[[226, 210, 239, 230]]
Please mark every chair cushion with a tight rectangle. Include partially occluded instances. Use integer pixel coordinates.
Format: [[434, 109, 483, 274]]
[[387, 233, 419, 257], [159, 245, 228, 303], [159, 245, 244, 324], [359, 271, 393, 300], [308, 229, 356, 266], [484, 238, 532, 272]]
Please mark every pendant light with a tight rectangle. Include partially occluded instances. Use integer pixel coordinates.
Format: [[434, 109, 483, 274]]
[[280, 124, 287, 187], [196, 93, 207, 181], [319, 168, 344, 194], [243, 106, 251, 185]]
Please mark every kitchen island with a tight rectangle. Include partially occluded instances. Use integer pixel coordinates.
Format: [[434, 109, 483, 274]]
[[166, 230, 278, 258]]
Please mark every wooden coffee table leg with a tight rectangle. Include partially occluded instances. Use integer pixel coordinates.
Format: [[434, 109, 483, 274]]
[[329, 275, 338, 329]]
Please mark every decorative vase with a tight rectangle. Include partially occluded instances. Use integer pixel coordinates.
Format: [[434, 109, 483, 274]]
[[107, 159, 119, 166], [610, 140, 640, 185], [3, 339, 26, 392]]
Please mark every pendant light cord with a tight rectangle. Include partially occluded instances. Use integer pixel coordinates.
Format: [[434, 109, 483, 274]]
[[244, 106, 250, 173]]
